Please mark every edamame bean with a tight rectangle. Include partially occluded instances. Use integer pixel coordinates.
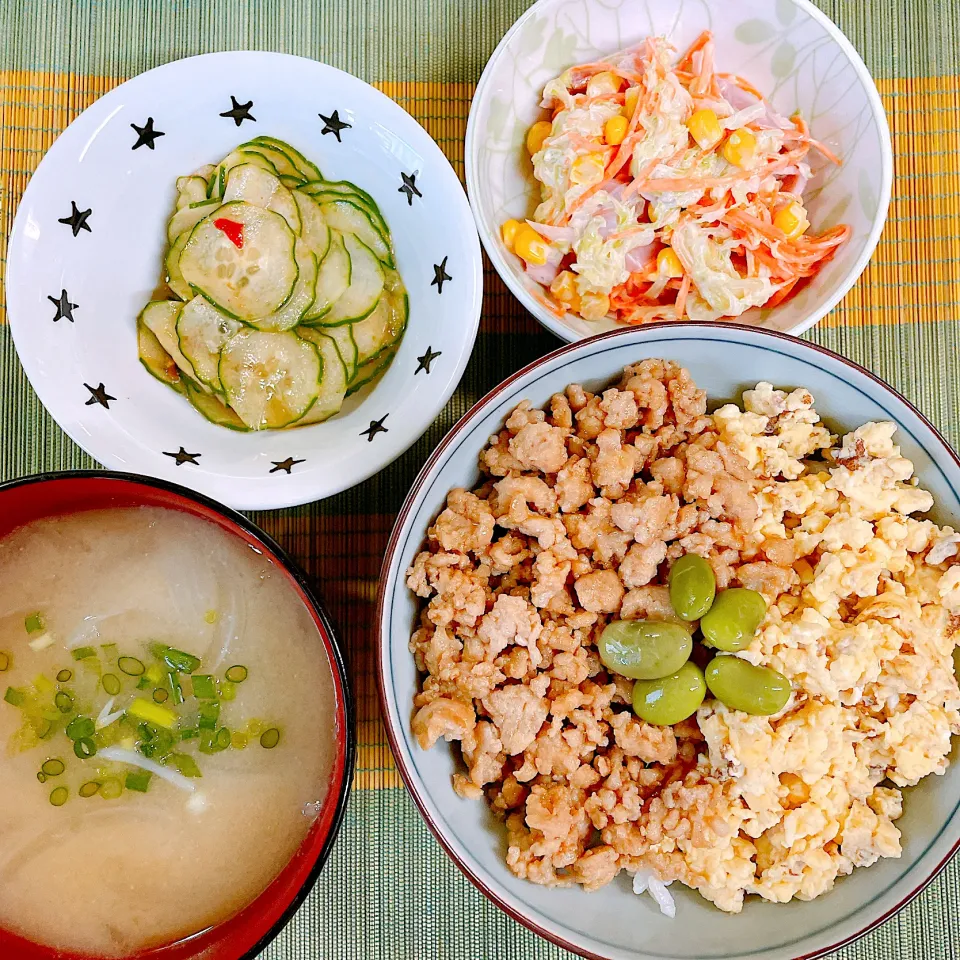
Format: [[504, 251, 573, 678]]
[[598, 620, 692, 680], [668, 554, 716, 621], [700, 588, 767, 651], [632, 661, 706, 726], [705, 656, 791, 715]]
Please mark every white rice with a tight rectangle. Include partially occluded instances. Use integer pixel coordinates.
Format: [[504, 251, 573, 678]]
[[632, 869, 677, 919]]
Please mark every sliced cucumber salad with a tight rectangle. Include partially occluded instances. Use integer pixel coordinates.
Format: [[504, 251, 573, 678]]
[[136, 136, 407, 430]]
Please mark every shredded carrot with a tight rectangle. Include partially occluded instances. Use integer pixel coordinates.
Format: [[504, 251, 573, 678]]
[[677, 31, 712, 72], [716, 72, 765, 101]]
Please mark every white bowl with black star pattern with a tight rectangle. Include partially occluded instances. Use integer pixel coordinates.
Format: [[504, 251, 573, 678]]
[[6, 52, 483, 510]]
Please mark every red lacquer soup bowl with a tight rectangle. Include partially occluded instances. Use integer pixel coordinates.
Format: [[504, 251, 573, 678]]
[[0, 471, 355, 960]]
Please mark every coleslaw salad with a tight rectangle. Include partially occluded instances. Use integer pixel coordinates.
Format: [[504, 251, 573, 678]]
[[501, 32, 851, 326]]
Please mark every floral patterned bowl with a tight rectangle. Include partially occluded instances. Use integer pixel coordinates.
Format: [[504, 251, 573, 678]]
[[465, 0, 892, 341]]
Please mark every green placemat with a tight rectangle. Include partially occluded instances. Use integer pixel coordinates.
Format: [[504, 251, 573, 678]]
[[1, 1, 959, 957]]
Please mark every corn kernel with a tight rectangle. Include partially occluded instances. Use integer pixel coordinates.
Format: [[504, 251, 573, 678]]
[[657, 248, 684, 278], [550, 271, 581, 311], [686, 108, 723, 150], [586, 71, 623, 97], [570, 152, 606, 186], [773, 200, 810, 240], [722, 127, 758, 168], [514, 225, 549, 266], [623, 85, 641, 119], [501, 218, 523, 251], [579, 291, 611, 321], [604, 115, 629, 146], [526, 120, 552, 156]]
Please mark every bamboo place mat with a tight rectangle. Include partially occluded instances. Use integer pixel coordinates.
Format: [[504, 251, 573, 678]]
[[2, 1, 960, 957]]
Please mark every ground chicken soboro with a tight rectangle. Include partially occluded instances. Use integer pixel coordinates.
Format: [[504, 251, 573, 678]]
[[405, 361, 960, 913]]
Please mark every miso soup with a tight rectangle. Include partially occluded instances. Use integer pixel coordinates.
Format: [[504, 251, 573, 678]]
[[0, 507, 337, 957]]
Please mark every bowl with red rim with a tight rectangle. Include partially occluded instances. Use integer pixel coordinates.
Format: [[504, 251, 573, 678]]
[[0, 470, 355, 960], [465, 0, 892, 340]]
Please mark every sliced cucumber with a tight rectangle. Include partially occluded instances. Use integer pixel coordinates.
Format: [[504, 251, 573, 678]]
[[352, 283, 408, 363], [165, 231, 192, 301], [280, 173, 307, 190], [320, 322, 358, 380], [138, 319, 184, 391], [317, 233, 384, 326], [222, 164, 301, 234], [237, 142, 303, 180], [319, 198, 393, 266], [206, 163, 228, 200], [219, 329, 321, 429], [180, 201, 298, 321], [250, 240, 317, 332], [251, 137, 323, 180], [347, 346, 396, 396], [183, 377, 248, 431], [293, 191, 331, 262], [303, 178, 379, 211], [193, 163, 216, 184], [296, 329, 348, 424], [140, 300, 206, 387], [176, 295, 242, 392], [167, 198, 221, 245], [176, 175, 209, 210], [304, 230, 351, 321]]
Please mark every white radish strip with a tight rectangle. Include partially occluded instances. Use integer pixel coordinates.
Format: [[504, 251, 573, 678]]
[[97, 747, 196, 793], [95, 698, 125, 730]]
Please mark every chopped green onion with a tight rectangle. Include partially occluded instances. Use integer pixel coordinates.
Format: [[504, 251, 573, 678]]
[[37, 772, 46, 783], [191, 675, 218, 700], [204, 610, 219, 624], [216, 727, 231, 750], [100, 643, 119, 662], [24, 613, 45, 635], [153, 688, 169, 704], [219, 681, 237, 702], [167, 753, 203, 778], [125, 770, 152, 793], [102, 673, 121, 696], [54, 691, 74, 713], [79, 780, 100, 798], [0, 652, 10, 672], [36, 718, 54, 739], [198, 700, 220, 730], [33, 674, 54, 694], [28, 632, 56, 652], [145, 663, 166, 685], [118, 656, 145, 677], [4, 687, 27, 707], [56, 668, 73, 683], [225, 665, 248, 684], [73, 737, 97, 759], [179, 727, 199, 740], [247, 719, 264, 736], [41, 758, 65, 777], [99, 777, 123, 800], [49, 786, 68, 806], [128, 697, 178, 729], [66, 717, 95, 741], [231, 731, 248, 750], [160, 646, 202, 674], [259, 728, 281, 749], [168, 671, 184, 706], [71, 646, 97, 661], [136, 677, 151, 690]]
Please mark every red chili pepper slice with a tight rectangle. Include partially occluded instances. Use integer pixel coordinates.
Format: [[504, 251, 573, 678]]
[[213, 218, 244, 249]]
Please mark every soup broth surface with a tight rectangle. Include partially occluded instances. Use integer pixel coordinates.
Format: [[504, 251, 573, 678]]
[[0, 507, 336, 957]]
